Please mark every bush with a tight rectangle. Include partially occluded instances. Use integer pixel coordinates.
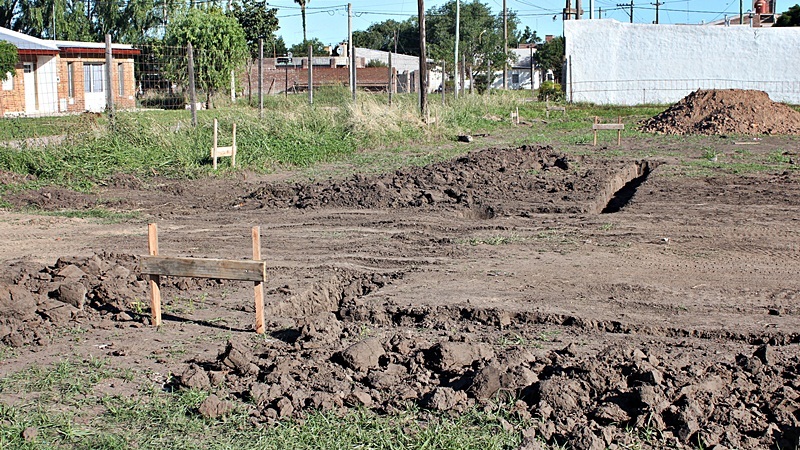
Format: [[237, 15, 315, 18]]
[[537, 81, 564, 102]]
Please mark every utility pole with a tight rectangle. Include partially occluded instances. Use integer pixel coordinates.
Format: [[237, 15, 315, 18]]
[[617, 2, 634, 23], [589, 0, 593, 19], [454, 0, 460, 99], [598, 7, 602, 18], [418, 0, 427, 118], [652, 1, 662, 23], [502, 0, 507, 90], [348, 3, 355, 101], [740, 0, 744, 24], [576, 0, 582, 18]]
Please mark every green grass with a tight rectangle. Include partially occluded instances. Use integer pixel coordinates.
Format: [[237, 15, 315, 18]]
[[0, 358, 528, 450], [0, 90, 671, 194]]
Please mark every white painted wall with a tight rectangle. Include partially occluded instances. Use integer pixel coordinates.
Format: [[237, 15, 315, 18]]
[[564, 20, 800, 105], [36, 55, 59, 114]]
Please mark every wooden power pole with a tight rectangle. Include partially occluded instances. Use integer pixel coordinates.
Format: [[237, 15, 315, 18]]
[[418, 0, 428, 118]]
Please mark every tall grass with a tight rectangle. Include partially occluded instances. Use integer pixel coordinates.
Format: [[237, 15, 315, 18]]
[[0, 90, 669, 189]]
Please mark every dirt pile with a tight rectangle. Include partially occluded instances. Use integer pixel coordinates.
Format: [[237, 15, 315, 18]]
[[641, 89, 800, 135], [171, 300, 800, 450], [245, 146, 634, 215]]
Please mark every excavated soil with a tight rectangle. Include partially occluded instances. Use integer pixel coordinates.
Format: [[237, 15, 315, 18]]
[[641, 89, 800, 135], [2, 143, 800, 449]]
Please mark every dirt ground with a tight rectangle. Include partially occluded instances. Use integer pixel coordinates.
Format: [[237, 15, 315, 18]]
[[2, 135, 800, 449]]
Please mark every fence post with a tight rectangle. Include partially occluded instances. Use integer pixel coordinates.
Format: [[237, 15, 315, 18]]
[[308, 44, 313, 105], [568, 56, 573, 104], [230, 69, 235, 102], [258, 38, 263, 118], [441, 60, 445, 106], [187, 42, 197, 127], [104, 34, 114, 123], [388, 51, 393, 106]]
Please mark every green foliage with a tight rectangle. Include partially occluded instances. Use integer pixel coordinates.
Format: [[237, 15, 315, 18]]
[[0, 40, 16, 81], [8, 0, 168, 42], [520, 26, 541, 44], [775, 4, 800, 26], [365, 59, 387, 68], [537, 81, 564, 102], [353, 18, 418, 54], [534, 36, 565, 84], [229, 0, 280, 58], [164, 8, 248, 106], [294, 0, 309, 41], [288, 38, 327, 57], [426, 0, 520, 80]]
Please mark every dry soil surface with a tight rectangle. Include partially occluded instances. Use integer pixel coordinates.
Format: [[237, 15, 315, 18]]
[[2, 142, 800, 450]]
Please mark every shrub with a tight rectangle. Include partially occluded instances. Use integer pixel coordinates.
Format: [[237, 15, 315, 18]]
[[537, 81, 564, 102], [0, 41, 18, 81]]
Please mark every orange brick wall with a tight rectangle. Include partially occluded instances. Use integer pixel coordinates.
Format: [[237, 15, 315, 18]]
[[57, 57, 137, 113], [0, 61, 26, 115]]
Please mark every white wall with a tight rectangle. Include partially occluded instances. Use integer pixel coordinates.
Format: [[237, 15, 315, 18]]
[[36, 55, 59, 114], [564, 20, 800, 105]]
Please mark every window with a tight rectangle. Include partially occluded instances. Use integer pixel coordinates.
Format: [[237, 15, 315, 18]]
[[67, 63, 75, 98], [117, 63, 124, 96], [1, 72, 11, 91], [511, 73, 520, 84], [83, 63, 105, 93]]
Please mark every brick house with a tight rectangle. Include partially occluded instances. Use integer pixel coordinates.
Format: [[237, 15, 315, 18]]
[[1, 27, 139, 116]]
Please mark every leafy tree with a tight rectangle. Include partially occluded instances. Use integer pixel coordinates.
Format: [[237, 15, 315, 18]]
[[0, 0, 18, 29], [425, 0, 520, 89], [288, 38, 326, 57], [164, 7, 248, 107], [0, 40, 17, 81], [230, 0, 280, 58], [520, 26, 541, 44], [775, 4, 800, 26], [534, 36, 564, 84], [294, 0, 308, 42], [353, 18, 418, 55]]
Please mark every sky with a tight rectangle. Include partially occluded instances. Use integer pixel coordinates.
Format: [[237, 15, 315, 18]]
[[270, 0, 780, 48]]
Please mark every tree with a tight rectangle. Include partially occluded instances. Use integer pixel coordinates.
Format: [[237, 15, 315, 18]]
[[520, 26, 541, 44], [534, 36, 564, 84], [775, 4, 800, 26], [294, 0, 308, 42], [0, 40, 17, 81], [288, 38, 326, 57], [425, 0, 520, 89], [353, 18, 418, 54], [230, 0, 280, 58], [164, 8, 248, 107]]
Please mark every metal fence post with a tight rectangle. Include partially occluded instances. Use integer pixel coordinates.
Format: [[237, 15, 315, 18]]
[[187, 42, 197, 127], [259, 38, 263, 118], [104, 34, 115, 123], [308, 44, 313, 105]]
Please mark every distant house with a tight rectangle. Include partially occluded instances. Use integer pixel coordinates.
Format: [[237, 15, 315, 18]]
[[0, 27, 140, 116], [491, 46, 542, 91]]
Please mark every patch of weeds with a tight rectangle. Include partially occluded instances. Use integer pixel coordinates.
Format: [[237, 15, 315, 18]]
[[767, 150, 792, 164], [464, 234, 524, 246], [701, 147, 721, 161], [599, 223, 614, 231], [35, 207, 140, 223]]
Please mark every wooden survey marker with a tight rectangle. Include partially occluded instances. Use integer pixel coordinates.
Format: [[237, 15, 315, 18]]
[[212, 119, 237, 170], [592, 116, 625, 146], [141, 223, 267, 334]]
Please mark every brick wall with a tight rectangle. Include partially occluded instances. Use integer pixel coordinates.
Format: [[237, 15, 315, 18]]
[[57, 57, 137, 113], [242, 66, 397, 95], [0, 62, 25, 115]]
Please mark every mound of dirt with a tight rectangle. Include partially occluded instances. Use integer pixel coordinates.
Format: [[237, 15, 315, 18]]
[[245, 146, 638, 215], [641, 89, 800, 135], [171, 301, 800, 450]]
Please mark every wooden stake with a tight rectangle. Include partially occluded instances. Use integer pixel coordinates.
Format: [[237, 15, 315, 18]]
[[593, 116, 598, 146], [617, 116, 622, 146], [212, 118, 219, 170], [252, 226, 266, 334], [231, 123, 237, 168], [147, 223, 162, 327]]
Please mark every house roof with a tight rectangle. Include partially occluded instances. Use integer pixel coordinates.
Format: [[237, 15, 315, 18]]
[[55, 40, 140, 56], [0, 26, 59, 55]]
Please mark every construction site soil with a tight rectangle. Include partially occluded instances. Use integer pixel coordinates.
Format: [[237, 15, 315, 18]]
[[641, 89, 800, 136], [2, 140, 800, 449]]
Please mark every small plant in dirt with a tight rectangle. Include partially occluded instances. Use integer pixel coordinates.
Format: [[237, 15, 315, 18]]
[[701, 147, 721, 161]]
